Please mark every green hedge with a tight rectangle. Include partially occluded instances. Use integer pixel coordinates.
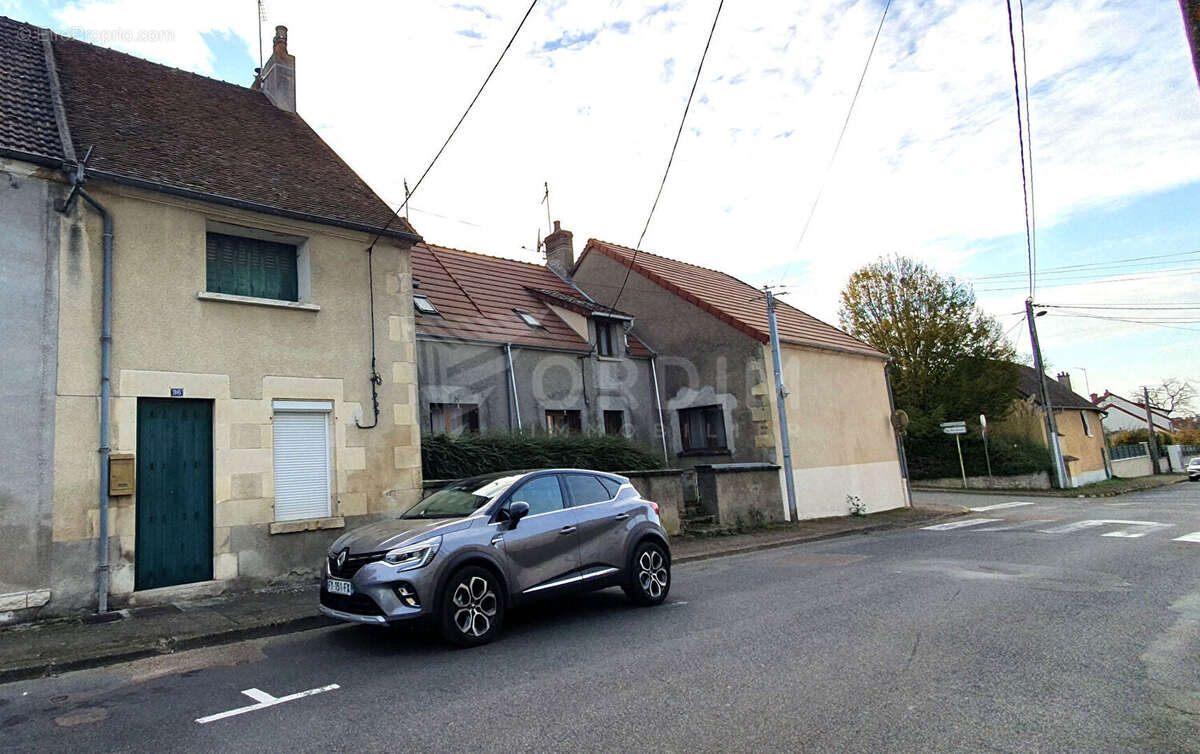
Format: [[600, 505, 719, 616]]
[[903, 433, 1051, 480], [421, 432, 666, 480]]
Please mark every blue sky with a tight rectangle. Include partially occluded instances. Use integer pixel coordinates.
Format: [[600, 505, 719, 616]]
[[7, 0, 1199, 403]]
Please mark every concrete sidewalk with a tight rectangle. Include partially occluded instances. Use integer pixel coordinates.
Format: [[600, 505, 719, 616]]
[[0, 502, 962, 683]]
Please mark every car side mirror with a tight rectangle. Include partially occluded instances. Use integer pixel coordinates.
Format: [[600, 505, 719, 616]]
[[507, 501, 530, 529]]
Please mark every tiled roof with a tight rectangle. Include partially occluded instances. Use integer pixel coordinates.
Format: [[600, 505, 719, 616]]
[[580, 239, 886, 359], [525, 287, 632, 318], [0, 18, 63, 163], [0, 16, 416, 240], [413, 244, 650, 356], [1015, 365, 1100, 411]]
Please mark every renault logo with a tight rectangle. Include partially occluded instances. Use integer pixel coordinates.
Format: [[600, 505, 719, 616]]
[[336, 549, 348, 569]]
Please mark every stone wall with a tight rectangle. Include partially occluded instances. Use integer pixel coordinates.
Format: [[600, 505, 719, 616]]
[[917, 471, 1051, 490], [696, 463, 784, 527]]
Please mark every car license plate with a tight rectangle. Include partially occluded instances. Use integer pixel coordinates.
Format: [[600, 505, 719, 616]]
[[326, 577, 353, 596]]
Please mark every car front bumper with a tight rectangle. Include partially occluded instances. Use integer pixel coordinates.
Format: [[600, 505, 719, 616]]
[[319, 558, 446, 625]]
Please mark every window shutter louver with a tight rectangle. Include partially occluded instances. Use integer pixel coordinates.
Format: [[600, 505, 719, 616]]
[[206, 232, 299, 301]]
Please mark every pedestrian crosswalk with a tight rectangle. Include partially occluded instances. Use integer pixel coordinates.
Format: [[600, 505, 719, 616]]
[[921, 510, 1200, 544]]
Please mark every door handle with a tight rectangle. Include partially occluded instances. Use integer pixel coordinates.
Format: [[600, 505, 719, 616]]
[[490, 535, 504, 547], [559, 526, 577, 535], [614, 513, 630, 521]]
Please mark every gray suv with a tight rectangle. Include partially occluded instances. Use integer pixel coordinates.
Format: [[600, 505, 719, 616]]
[[319, 469, 671, 646]]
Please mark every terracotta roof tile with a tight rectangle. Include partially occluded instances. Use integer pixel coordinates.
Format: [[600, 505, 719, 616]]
[[580, 239, 885, 359], [0, 18, 63, 163], [414, 244, 650, 356]]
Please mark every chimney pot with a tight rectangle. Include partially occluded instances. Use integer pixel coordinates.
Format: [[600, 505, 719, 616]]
[[1056, 372, 1072, 392]]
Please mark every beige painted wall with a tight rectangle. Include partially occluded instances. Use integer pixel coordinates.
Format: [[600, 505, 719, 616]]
[[53, 182, 420, 603], [763, 343, 906, 518], [1055, 408, 1107, 480], [993, 398, 1109, 487]]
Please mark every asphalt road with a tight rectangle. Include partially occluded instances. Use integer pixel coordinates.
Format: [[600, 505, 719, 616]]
[[2, 482, 1198, 752]]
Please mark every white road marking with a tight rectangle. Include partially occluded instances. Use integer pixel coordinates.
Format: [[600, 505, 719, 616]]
[[921, 518, 1000, 531], [1038, 520, 1172, 538], [195, 684, 340, 724], [969, 502, 1035, 512], [1172, 532, 1200, 543]]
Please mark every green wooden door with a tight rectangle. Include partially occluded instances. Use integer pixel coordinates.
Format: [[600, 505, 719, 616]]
[[136, 398, 214, 590]]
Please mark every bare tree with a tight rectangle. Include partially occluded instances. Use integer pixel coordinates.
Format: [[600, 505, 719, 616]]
[[1137, 377, 1197, 414]]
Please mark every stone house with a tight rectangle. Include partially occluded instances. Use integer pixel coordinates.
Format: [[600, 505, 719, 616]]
[[569, 237, 909, 520], [994, 367, 1110, 488], [0, 19, 423, 618], [411, 225, 663, 453]]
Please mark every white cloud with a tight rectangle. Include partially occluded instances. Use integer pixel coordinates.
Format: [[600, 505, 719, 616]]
[[40, 0, 1200, 389]]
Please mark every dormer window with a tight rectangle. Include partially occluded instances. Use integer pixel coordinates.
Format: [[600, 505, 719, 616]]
[[414, 294, 439, 316], [515, 310, 542, 328], [596, 318, 624, 357]]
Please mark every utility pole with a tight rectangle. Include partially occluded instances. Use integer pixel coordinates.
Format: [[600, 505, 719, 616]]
[[765, 288, 799, 521], [1026, 298, 1069, 488], [1143, 385, 1161, 474]]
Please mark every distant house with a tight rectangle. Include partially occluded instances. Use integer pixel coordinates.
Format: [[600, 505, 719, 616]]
[[0, 19, 422, 617], [1090, 391, 1174, 434], [994, 368, 1109, 487], [411, 225, 662, 449], [570, 236, 909, 520]]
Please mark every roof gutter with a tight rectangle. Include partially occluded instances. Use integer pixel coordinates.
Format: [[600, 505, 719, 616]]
[[82, 168, 422, 244]]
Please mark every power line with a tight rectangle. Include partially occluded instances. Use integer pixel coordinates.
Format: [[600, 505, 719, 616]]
[[963, 249, 1200, 282], [1040, 303, 1200, 310], [972, 267, 1200, 294], [1017, 0, 1036, 294], [1003, 0, 1035, 299], [1048, 311, 1200, 333], [366, 0, 540, 250], [605, 0, 725, 314], [776, 0, 892, 284], [972, 262, 1200, 289]]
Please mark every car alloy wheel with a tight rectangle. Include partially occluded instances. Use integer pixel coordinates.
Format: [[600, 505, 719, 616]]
[[624, 541, 670, 606], [439, 565, 504, 646], [452, 575, 498, 638], [638, 549, 668, 599]]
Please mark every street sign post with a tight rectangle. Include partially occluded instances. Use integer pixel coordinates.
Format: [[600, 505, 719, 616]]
[[942, 420, 968, 488]]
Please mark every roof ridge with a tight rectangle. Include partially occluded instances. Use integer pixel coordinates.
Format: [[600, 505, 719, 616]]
[[586, 238, 746, 282]]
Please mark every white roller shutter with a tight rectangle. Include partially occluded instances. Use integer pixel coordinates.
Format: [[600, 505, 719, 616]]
[[272, 409, 332, 521]]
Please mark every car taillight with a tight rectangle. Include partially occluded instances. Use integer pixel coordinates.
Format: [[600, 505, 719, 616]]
[[647, 501, 659, 515]]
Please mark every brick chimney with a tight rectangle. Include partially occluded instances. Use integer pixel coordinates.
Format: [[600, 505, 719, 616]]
[[544, 220, 575, 278], [1056, 372, 1072, 392], [253, 25, 296, 112]]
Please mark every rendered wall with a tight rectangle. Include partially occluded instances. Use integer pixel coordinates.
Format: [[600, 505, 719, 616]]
[[0, 160, 62, 617], [765, 344, 907, 519]]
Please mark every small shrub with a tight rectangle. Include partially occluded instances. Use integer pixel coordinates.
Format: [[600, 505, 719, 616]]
[[421, 431, 666, 480]]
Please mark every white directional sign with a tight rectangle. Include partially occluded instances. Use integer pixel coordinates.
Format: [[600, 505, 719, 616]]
[[940, 421, 966, 429], [942, 425, 967, 435]]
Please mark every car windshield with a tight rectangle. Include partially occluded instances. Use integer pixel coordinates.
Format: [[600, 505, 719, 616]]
[[400, 474, 524, 519]]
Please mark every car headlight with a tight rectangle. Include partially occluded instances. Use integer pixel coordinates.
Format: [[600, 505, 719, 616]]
[[384, 536, 441, 571]]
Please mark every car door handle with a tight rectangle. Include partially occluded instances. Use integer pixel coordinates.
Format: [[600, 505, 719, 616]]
[[559, 526, 577, 535], [613, 513, 630, 521]]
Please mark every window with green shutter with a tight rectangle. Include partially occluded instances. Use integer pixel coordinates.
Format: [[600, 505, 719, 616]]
[[205, 232, 299, 301]]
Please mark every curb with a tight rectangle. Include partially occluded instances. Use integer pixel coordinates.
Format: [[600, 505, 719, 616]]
[[1, 509, 966, 684], [0, 614, 334, 685], [913, 476, 1188, 499]]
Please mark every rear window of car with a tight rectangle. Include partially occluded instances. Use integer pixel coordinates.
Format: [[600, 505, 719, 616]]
[[597, 477, 621, 498], [565, 474, 613, 506]]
